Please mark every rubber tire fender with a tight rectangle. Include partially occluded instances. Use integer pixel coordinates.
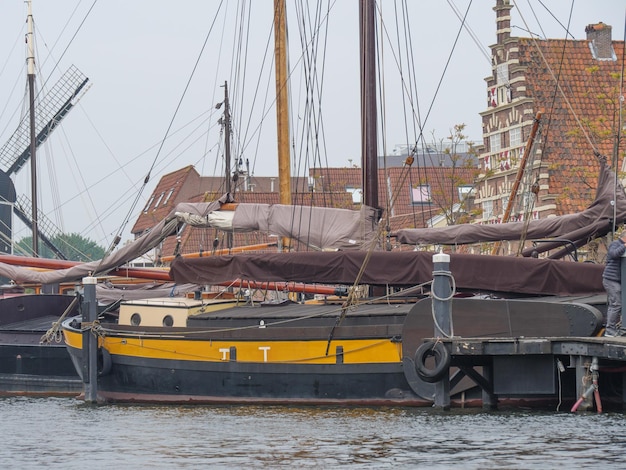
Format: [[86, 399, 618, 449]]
[[414, 341, 450, 383], [97, 347, 112, 377]]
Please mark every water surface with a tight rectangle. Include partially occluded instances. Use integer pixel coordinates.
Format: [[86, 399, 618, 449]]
[[2, 397, 624, 468]]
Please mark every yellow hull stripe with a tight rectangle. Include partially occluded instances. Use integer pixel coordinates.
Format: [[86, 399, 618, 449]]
[[64, 329, 402, 364]]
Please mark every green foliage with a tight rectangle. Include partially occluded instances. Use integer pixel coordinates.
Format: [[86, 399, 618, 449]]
[[16, 233, 106, 261]]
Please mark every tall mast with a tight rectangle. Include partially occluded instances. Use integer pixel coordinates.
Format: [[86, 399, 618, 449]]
[[359, 0, 378, 209], [223, 81, 232, 195], [26, 0, 39, 256], [223, 81, 233, 250], [274, 0, 290, 205]]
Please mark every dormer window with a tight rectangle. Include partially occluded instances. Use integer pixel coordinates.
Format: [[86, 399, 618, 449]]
[[143, 195, 155, 213], [411, 185, 431, 205], [152, 192, 165, 211]]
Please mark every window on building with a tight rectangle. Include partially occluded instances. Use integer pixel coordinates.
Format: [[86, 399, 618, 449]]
[[509, 127, 522, 147], [490, 134, 501, 153], [496, 64, 509, 85], [501, 195, 509, 213], [346, 187, 362, 204], [457, 185, 473, 200], [482, 200, 493, 219], [163, 188, 175, 206], [152, 192, 165, 210], [143, 195, 155, 213], [411, 185, 431, 205]]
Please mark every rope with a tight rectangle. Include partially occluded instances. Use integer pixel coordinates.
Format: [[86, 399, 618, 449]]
[[39, 295, 79, 344], [429, 270, 456, 338]]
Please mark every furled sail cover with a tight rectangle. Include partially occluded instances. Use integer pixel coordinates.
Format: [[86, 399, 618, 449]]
[[0, 195, 378, 284], [177, 202, 379, 250], [169, 250, 605, 297], [394, 161, 626, 245]]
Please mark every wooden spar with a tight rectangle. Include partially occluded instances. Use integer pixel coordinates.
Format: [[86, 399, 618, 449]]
[[491, 111, 543, 256], [227, 280, 345, 296], [0, 254, 172, 281], [360, 0, 378, 209], [159, 242, 278, 263], [274, 0, 291, 250], [26, 0, 39, 256]]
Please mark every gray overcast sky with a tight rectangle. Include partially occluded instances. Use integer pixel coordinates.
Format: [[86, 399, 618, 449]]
[[0, 1, 624, 249]]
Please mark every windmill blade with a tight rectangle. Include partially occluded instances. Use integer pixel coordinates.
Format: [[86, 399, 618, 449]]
[[14, 194, 67, 260], [0, 65, 90, 175]]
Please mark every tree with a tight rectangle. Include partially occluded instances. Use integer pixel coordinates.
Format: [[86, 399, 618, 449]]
[[16, 233, 106, 261]]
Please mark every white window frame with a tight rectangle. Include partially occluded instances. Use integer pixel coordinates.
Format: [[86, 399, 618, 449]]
[[490, 134, 501, 153], [482, 200, 494, 219], [509, 127, 522, 147], [411, 185, 432, 205]]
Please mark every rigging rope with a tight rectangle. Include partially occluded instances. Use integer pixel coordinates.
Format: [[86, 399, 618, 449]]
[[98, 1, 226, 269]]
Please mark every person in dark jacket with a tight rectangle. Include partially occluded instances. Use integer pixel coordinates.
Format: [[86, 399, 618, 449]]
[[603, 232, 626, 337]]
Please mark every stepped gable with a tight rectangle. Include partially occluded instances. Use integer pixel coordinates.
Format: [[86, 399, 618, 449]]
[[518, 34, 625, 214]]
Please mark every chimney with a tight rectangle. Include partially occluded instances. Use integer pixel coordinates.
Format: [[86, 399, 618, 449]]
[[493, 0, 513, 45], [586, 22, 614, 60]]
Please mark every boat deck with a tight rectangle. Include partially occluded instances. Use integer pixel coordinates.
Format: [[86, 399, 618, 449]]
[[0, 315, 58, 332]]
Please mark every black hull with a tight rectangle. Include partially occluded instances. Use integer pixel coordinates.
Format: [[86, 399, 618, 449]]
[[66, 343, 428, 405], [0, 294, 81, 395], [63, 297, 606, 406]]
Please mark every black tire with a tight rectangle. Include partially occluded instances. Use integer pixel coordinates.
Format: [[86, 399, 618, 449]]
[[97, 348, 112, 377], [414, 341, 450, 383]]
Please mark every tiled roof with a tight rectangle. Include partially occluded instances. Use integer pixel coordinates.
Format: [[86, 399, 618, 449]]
[[310, 165, 477, 218], [519, 36, 625, 214], [131, 165, 199, 234], [140, 163, 474, 258]]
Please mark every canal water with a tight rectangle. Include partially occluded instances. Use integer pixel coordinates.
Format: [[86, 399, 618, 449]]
[[2, 396, 624, 468]]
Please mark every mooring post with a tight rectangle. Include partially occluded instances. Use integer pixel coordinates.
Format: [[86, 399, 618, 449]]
[[82, 276, 98, 403], [432, 252, 453, 337], [432, 252, 452, 409]]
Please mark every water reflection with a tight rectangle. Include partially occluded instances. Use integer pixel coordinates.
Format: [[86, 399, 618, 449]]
[[2, 398, 625, 468]]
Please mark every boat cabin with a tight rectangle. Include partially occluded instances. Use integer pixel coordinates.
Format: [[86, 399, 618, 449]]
[[118, 297, 239, 327]]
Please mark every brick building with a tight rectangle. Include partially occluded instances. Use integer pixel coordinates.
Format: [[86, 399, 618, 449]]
[[475, 1, 625, 231]]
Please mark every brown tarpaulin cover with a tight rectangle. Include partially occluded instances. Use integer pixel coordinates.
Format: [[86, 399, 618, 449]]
[[393, 161, 626, 246], [169, 250, 604, 296]]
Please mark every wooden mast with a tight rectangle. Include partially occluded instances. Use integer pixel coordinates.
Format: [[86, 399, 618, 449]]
[[274, 0, 291, 249], [360, 0, 378, 209], [26, 0, 39, 256]]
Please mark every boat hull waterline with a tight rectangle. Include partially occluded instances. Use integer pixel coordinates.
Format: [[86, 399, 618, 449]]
[[61, 297, 604, 406]]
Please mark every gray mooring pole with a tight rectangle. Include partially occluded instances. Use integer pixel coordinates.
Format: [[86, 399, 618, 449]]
[[432, 253, 453, 337], [82, 276, 98, 403], [432, 253, 452, 410]]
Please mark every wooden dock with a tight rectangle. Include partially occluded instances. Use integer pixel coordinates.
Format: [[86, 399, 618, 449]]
[[427, 335, 626, 411]]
